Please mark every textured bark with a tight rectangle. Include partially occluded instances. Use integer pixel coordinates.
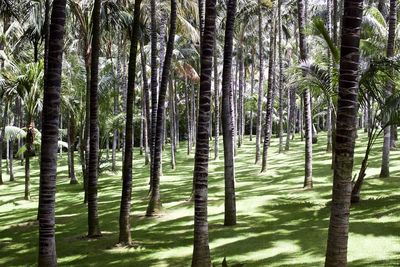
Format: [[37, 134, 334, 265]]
[[24, 120, 34, 200], [255, 0, 264, 164], [38, 0, 67, 265], [185, 80, 192, 155], [213, 38, 219, 160], [297, 0, 313, 188], [278, 0, 283, 153], [118, 0, 141, 245], [149, 0, 158, 183], [87, 0, 102, 238], [221, 0, 237, 227], [250, 50, 255, 142], [325, 0, 363, 265], [140, 39, 151, 165], [261, 7, 276, 173], [237, 48, 244, 148], [146, 0, 177, 216], [68, 116, 78, 184], [379, 0, 396, 178], [191, 1, 216, 266]]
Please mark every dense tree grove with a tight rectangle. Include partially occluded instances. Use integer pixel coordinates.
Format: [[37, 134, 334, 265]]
[[0, 0, 399, 266]]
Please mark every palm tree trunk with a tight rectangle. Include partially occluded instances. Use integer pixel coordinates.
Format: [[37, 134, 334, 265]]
[[297, 0, 312, 188], [213, 38, 219, 160], [169, 77, 176, 170], [261, 8, 276, 173], [379, 0, 396, 178], [140, 39, 151, 165], [255, 0, 264, 164], [250, 49, 255, 142], [118, 0, 142, 245], [221, 0, 237, 227], [24, 119, 34, 200], [278, 0, 284, 153], [9, 139, 14, 181], [87, 0, 102, 238], [191, 1, 216, 265], [325, 0, 363, 265], [68, 115, 78, 184], [238, 48, 244, 148], [149, 0, 159, 185], [146, 0, 177, 216], [38, 0, 67, 265], [185, 80, 192, 155], [0, 106, 7, 185]]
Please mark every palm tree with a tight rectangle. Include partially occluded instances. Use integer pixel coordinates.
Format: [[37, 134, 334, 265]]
[[261, 4, 276, 173], [146, 0, 177, 216], [0, 105, 7, 185], [297, 0, 312, 188], [221, 0, 237, 227], [149, 0, 158, 183], [191, 1, 216, 265], [213, 35, 219, 160], [87, 0, 101, 238], [119, 0, 142, 245], [37, 0, 68, 265], [325, 0, 364, 265], [255, 0, 263, 164], [379, 0, 396, 178]]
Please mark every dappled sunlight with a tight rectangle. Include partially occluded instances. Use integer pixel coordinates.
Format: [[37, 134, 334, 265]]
[[0, 131, 399, 266]]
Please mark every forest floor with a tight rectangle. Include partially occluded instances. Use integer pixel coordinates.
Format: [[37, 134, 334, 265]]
[[0, 131, 399, 266]]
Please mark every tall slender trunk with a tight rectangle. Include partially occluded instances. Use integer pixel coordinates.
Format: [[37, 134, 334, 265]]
[[119, 0, 141, 245], [68, 115, 78, 184], [140, 39, 152, 165], [38, 0, 67, 265], [0, 106, 7, 185], [9, 139, 14, 181], [214, 38, 219, 160], [325, 0, 363, 265], [261, 8, 276, 173], [297, 0, 312, 188], [191, 1, 216, 265], [146, 0, 177, 216], [149, 0, 159, 185], [87, 0, 102, 238], [24, 119, 34, 200], [277, 0, 283, 153], [250, 49, 255, 142], [326, 0, 333, 153], [237, 47, 244, 148], [185, 80, 192, 155], [255, 0, 264, 164], [169, 76, 176, 169], [379, 0, 396, 178], [221, 0, 237, 227]]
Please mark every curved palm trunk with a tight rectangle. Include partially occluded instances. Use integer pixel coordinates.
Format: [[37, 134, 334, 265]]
[[146, 0, 177, 216], [221, 0, 237, 227], [325, 0, 363, 265], [379, 0, 396, 178], [119, 0, 141, 245], [38, 0, 67, 265], [261, 8, 276, 172], [255, 0, 264, 164], [191, 1, 216, 265], [87, 0, 102, 238], [297, 0, 312, 188]]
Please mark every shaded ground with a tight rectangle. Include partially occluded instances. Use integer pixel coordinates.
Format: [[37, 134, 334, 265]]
[[0, 131, 399, 266]]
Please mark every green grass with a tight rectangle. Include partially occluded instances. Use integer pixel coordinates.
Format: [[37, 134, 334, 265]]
[[0, 130, 399, 266]]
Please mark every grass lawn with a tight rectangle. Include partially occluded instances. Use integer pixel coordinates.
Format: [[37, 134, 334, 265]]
[[0, 131, 399, 266]]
